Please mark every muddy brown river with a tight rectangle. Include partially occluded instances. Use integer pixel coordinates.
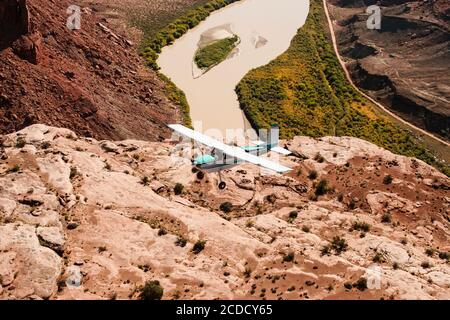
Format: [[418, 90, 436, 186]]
[[158, 0, 310, 139]]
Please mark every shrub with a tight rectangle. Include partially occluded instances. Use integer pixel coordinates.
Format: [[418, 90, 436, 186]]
[[70, 167, 78, 179], [139, 280, 163, 300], [283, 252, 295, 263], [351, 221, 370, 232], [331, 236, 348, 254], [308, 170, 318, 180], [421, 261, 431, 269], [174, 183, 184, 195], [438, 251, 450, 261], [383, 175, 393, 185], [288, 211, 298, 223], [381, 213, 392, 223], [196, 171, 205, 180], [219, 202, 233, 213], [158, 228, 167, 236], [314, 153, 325, 163], [302, 225, 310, 233], [337, 193, 344, 202], [175, 237, 187, 247], [348, 198, 357, 210], [314, 179, 329, 196], [344, 282, 353, 290], [244, 267, 252, 278], [8, 164, 21, 173], [15, 137, 26, 148], [353, 277, 367, 291], [141, 176, 150, 186], [372, 252, 384, 263], [425, 248, 435, 257], [321, 245, 331, 256], [192, 240, 206, 254]]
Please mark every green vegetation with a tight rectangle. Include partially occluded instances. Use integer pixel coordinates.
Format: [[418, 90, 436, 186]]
[[314, 179, 329, 196], [283, 251, 295, 263], [219, 202, 233, 213], [140, 0, 242, 70], [174, 183, 184, 195], [351, 221, 371, 233], [383, 174, 393, 185], [135, 0, 242, 127], [194, 36, 239, 70], [159, 73, 192, 127], [235, 0, 449, 176], [192, 240, 207, 254], [139, 280, 164, 300]]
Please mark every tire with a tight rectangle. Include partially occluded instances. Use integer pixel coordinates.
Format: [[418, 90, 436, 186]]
[[218, 181, 227, 190]]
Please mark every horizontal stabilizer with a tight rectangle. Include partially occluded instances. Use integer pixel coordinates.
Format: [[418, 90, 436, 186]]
[[270, 146, 292, 156]]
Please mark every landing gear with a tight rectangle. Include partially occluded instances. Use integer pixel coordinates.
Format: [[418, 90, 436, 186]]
[[218, 170, 227, 190]]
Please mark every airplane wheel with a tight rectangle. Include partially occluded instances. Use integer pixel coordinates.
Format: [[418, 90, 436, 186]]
[[218, 182, 227, 190]]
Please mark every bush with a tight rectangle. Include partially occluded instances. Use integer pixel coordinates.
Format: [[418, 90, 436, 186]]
[[438, 251, 450, 261], [314, 153, 325, 163], [192, 240, 206, 254], [283, 252, 295, 263], [321, 245, 331, 256], [344, 282, 353, 290], [381, 213, 392, 223], [219, 202, 233, 213], [372, 252, 384, 263], [331, 236, 348, 254], [141, 176, 150, 186], [351, 221, 370, 232], [139, 280, 164, 300], [425, 248, 435, 257], [8, 164, 21, 173], [15, 137, 26, 148], [244, 267, 252, 278], [383, 175, 393, 185], [302, 225, 310, 233], [314, 179, 329, 196], [174, 183, 184, 195], [308, 170, 318, 180], [288, 211, 298, 223], [196, 171, 205, 180], [353, 277, 367, 291], [175, 237, 187, 247]]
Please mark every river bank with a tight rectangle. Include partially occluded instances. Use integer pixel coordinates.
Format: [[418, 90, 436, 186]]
[[157, 0, 310, 135], [235, 0, 449, 175]]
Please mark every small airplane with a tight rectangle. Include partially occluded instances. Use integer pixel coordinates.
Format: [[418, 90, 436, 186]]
[[168, 124, 292, 189]]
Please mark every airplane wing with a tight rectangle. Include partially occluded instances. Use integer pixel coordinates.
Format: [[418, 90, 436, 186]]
[[168, 124, 292, 173]]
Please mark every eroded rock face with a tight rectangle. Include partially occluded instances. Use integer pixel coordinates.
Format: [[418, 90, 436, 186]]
[[0, 125, 449, 300], [328, 0, 450, 139], [0, 0, 29, 50], [12, 32, 44, 65]]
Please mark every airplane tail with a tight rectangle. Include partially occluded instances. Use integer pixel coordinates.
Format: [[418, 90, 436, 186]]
[[267, 125, 279, 149], [264, 125, 292, 156]]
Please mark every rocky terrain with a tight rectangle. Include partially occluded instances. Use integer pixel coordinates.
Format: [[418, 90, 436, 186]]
[[0, 124, 449, 300], [327, 0, 450, 140], [0, 0, 194, 141]]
